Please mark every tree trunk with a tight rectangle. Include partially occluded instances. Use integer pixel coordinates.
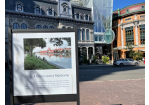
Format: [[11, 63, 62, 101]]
[[30, 39, 33, 57]]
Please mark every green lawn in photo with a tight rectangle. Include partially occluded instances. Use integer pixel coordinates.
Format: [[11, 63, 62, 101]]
[[24, 54, 59, 70]]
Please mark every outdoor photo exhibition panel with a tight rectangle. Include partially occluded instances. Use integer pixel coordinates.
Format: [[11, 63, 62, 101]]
[[9, 29, 79, 105]]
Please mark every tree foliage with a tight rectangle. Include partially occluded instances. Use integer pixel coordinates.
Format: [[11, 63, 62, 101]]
[[49, 38, 71, 46], [133, 51, 143, 61], [24, 38, 46, 57], [102, 56, 109, 64], [125, 44, 135, 58]]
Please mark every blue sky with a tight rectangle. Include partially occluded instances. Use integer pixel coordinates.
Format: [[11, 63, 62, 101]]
[[113, 0, 145, 11]]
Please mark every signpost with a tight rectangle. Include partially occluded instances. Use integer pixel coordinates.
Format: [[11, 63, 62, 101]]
[[9, 28, 80, 105]]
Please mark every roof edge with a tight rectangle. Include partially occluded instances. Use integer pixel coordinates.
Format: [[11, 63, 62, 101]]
[[113, 2, 145, 13], [71, 4, 92, 11]]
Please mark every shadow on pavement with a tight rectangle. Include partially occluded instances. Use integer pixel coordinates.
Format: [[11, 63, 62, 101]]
[[79, 65, 145, 82]]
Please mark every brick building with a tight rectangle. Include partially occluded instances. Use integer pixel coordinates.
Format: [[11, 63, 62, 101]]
[[112, 2, 145, 59]]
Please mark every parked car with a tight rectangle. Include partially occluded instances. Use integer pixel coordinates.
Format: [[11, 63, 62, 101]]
[[113, 58, 140, 66]]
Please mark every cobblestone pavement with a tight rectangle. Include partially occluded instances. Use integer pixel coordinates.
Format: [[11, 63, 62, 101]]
[[5, 79, 145, 105]]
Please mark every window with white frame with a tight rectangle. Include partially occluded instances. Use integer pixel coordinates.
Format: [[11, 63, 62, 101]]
[[61, 3, 68, 13], [85, 15, 88, 21], [47, 8, 54, 16], [15, 2, 23, 12], [34, 5, 41, 14], [86, 29, 89, 40], [82, 29, 85, 40], [49, 9, 52, 15], [76, 13, 79, 19]]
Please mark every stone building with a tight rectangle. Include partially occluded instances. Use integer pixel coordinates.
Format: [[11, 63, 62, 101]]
[[112, 2, 145, 59], [5, 0, 95, 63]]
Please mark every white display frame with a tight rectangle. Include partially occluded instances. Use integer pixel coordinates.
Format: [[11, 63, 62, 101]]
[[9, 28, 80, 105]]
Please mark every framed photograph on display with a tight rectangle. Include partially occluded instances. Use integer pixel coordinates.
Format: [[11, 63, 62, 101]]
[[9, 28, 80, 105]]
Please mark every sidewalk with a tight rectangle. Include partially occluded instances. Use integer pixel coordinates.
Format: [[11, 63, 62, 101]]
[[5, 79, 145, 105]]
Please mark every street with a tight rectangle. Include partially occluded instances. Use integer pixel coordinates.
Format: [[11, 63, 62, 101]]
[[79, 65, 145, 81]]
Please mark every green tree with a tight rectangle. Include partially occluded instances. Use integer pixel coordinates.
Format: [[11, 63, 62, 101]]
[[24, 38, 46, 57], [102, 56, 109, 64], [134, 51, 143, 61], [49, 38, 71, 46], [125, 44, 135, 58]]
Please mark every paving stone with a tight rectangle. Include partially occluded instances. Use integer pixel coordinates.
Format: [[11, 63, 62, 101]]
[[5, 79, 145, 105]]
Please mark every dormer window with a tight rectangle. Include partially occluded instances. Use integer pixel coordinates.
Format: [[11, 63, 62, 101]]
[[17, 4, 22, 11], [85, 15, 88, 20], [34, 5, 41, 14], [61, 3, 68, 13], [47, 8, 54, 16], [76, 13, 79, 19], [15, 2, 23, 12], [36, 7, 40, 14], [49, 9, 52, 15], [63, 6, 66, 12]]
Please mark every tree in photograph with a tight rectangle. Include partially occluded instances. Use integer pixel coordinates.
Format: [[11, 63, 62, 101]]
[[49, 38, 71, 46], [24, 38, 46, 57]]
